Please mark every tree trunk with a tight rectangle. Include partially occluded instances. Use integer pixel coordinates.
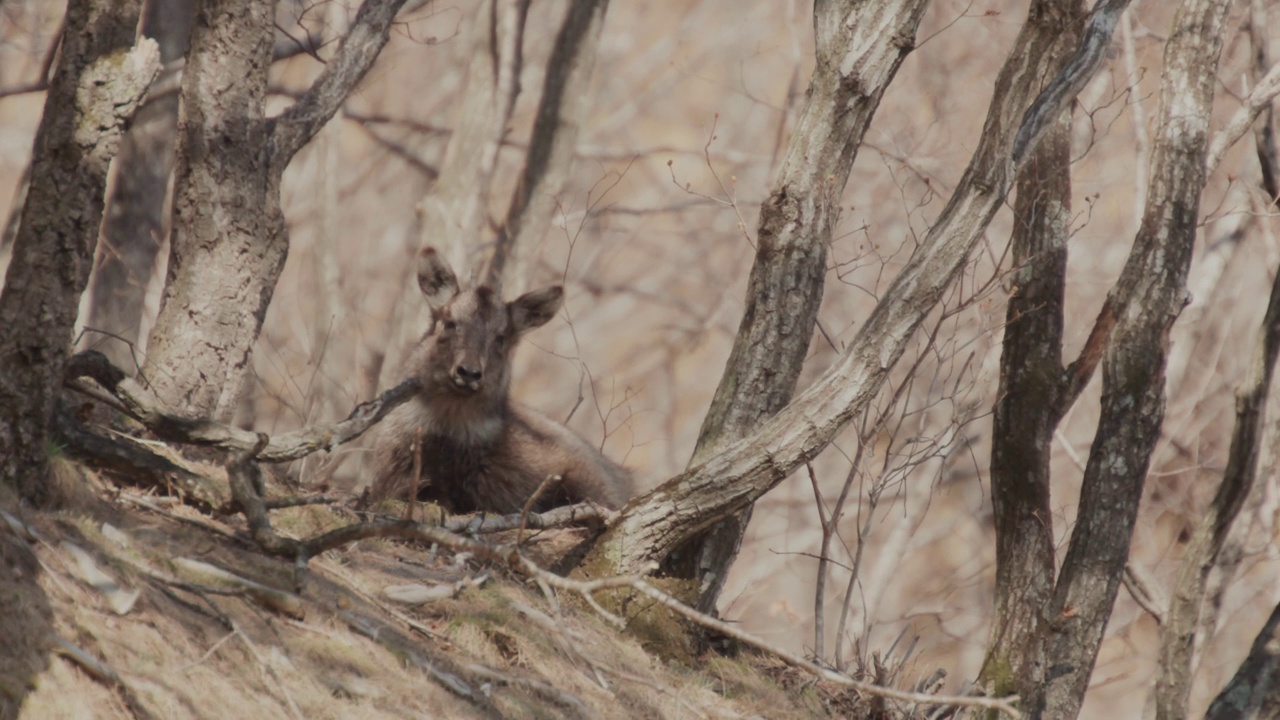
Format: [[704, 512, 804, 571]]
[[583, 0, 1125, 604], [980, 1, 1084, 698], [0, 0, 159, 501], [141, 0, 276, 421], [665, 0, 931, 616], [142, 0, 409, 420], [1036, 1, 1232, 717], [83, 0, 196, 371], [141, 0, 276, 420], [1206, 598, 1280, 719], [1153, 23, 1280, 719]]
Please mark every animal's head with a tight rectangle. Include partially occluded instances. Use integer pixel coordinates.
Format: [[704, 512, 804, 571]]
[[412, 247, 563, 402]]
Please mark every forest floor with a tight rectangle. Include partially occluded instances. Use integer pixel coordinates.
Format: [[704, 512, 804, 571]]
[[0, 459, 891, 720]]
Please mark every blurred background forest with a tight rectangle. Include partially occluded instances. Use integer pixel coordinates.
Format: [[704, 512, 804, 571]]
[[2, 0, 1278, 715]]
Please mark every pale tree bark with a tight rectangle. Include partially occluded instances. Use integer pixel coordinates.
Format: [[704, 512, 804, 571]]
[[1154, 8, 1280, 716], [481, 0, 609, 295], [82, 0, 196, 371], [582, 0, 1127, 609], [416, 0, 529, 281], [142, 0, 409, 421], [661, 0, 932, 617], [0, 1, 160, 502], [1154, 204, 1280, 720], [1036, 1, 1232, 717]]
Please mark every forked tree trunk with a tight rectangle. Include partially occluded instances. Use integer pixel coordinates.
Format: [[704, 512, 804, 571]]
[[482, 0, 610, 295], [0, 1, 159, 502], [417, 0, 529, 284]]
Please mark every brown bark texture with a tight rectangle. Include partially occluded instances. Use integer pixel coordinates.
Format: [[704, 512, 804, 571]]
[[665, 0, 931, 615], [1036, 0, 1232, 717], [585, 0, 1122, 597], [142, 0, 408, 421], [1205, 598, 1280, 719], [82, 0, 195, 371], [979, 2, 1083, 698], [0, 0, 159, 502]]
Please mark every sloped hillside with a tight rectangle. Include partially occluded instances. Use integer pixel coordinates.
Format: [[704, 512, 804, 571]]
[[1, 465, 918, 720]]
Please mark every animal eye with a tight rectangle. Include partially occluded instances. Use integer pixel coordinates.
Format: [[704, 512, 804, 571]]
[[442, 320, 457, 331], [494, 333, 507, 348]]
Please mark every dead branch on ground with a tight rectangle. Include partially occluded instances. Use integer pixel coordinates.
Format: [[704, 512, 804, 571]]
[[63, 350, 421, 462], [224, 456, 1022, 718]]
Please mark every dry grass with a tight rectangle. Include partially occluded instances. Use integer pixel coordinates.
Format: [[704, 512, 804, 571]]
[[5, 484, 862, 719], [3, 0, 1280, 715]]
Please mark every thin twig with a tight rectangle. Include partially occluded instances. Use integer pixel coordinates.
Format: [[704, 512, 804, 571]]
[[518, 474, 564, 539]]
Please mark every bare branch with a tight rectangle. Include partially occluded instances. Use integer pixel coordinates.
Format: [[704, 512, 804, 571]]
[[442, 502, 614, 534], [64, 351, 420, 462], [1123, 563, 1167, 626], [52, 637, 158, 720], [343, 612, 487, 702], [517, 558, 1024, 718], [269, 0, 412, 169], [1011, 0, 1133, 168], [418, 0, 530, 277], [1204, 61, 1280, 177], [482, 0, 610, 292]]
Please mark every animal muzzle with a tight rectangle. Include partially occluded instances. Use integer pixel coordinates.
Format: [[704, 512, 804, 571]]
[[451, 363, 483, 392]]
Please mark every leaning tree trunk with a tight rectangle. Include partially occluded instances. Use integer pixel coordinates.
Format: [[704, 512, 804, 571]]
[[582, 0, 1127, 611], [0, 1, 159, 502], [142, 0, 409, 421], [666, 0, 931, 616]]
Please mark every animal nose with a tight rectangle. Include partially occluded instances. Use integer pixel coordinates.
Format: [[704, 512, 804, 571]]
[[453, 364, 482, 388]]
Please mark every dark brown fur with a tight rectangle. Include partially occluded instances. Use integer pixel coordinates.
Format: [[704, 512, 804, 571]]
[[367, 247, 634, 513]]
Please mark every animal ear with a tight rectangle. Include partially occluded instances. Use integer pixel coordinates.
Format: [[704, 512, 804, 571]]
[[417, 247, 459, 311], [509, 286, 563, 333]]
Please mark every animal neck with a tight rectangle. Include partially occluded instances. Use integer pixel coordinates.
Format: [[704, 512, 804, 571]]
[[416, 390, 509, 446]]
